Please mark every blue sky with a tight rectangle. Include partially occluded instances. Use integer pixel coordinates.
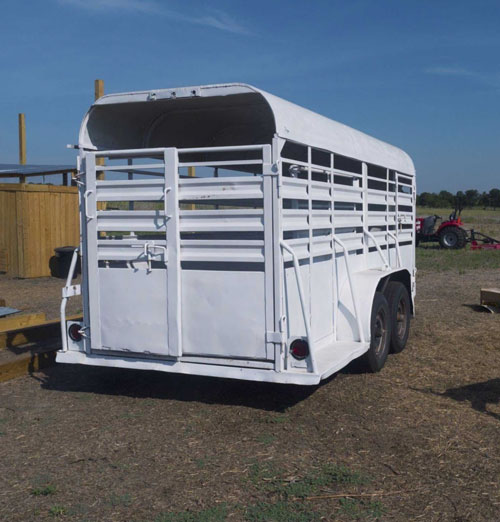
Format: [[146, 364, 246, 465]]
[[1, 0, 499, 192]]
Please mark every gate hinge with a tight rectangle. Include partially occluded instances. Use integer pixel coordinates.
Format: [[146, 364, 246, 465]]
[[266, 331, 284, 343], [262, 164, 279, 177]]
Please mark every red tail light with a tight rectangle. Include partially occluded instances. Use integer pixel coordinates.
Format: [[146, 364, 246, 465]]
[[68, 323, 82, 342], [290, 339, 309, 360]]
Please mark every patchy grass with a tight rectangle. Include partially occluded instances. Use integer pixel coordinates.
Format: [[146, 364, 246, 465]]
[[155, 504, 228, 522], [31, 484, 57, 496], [107, 492, 132, 507], [248, 462, 368, 499], [338, 498, 386, 520], [48, 505, 67, 517], [416, 245, 500, 272], [245, 501, 319, 522]]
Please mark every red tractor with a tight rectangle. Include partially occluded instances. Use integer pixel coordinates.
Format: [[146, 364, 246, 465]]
[[416, 208, 467, 249], [416, 206, 500, 250]]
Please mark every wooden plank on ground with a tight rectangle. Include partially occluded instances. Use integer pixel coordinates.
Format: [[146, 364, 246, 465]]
[[0, 312, 46, 332], [480, 288, 500, 307], [0, 314, 82, 350], [0, 347, 56, 383]]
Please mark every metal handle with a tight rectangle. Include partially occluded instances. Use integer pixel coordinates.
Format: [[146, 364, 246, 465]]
[[83, 189, 95, 220], [280, 240, 318, 375]]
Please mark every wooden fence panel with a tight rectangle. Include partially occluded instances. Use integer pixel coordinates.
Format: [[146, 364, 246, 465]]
[[0, 184, 79, 278]]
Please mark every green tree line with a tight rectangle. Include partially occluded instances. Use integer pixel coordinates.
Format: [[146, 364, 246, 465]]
[[417, 189, 500, 209]]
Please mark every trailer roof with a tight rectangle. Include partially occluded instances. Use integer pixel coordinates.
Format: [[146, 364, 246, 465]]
[[85, 83, 414, 175]]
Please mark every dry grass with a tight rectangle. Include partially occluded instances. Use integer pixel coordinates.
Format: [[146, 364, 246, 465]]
[[0, 266, 499, 520]]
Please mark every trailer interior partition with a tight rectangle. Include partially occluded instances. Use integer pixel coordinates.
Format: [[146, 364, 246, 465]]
[[58, 83, 416, 385]]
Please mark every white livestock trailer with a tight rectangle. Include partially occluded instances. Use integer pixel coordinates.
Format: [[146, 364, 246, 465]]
[[58, 83, 416, 385]]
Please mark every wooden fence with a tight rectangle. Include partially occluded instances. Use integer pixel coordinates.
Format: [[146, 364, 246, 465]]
[[0, 183, 79, 278]]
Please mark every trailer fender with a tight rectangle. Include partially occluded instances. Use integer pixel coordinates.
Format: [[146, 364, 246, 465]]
[[336, 269, 409, 343]]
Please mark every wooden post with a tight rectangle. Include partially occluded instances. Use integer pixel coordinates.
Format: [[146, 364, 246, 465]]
[[18, 113, 26, 183], [94, 80, 106, 214], [188, 166, 196, 210]]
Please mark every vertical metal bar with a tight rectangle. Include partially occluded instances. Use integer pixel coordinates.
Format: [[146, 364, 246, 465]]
[[331, 152, 338, 341], [272, 137, 284, 372], [78, 154, 91, 355], [307, 147, 312, 331], [164, 148, 182, 357], [362, 162, 368, 266], [263, 145, 275, 360], [85, 153, 102, 349]]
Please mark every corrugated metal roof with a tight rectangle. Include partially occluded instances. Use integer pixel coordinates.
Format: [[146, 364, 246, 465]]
[[0, 164, 76, 176]]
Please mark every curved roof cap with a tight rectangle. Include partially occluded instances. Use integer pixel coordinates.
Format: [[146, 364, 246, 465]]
[[86, 83, 415, 175]]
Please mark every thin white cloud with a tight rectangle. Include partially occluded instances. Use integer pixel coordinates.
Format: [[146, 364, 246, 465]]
[[57, 0, 250, 34], [425, 66, 500, 90]]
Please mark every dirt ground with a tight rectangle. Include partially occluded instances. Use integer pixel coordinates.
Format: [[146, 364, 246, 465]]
[[0, 274, 82, 320], [0, 268, 499, 521]]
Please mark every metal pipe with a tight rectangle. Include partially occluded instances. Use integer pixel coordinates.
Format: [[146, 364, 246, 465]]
[[95, 144, 266, 158], [387, 230, 402, 268], [332, 236, 366, 343], [364, 229, 389, 269], [280, 240, 318, 375]]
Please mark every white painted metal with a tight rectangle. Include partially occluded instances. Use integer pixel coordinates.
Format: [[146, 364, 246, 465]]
[[59, 84, 416, 385]]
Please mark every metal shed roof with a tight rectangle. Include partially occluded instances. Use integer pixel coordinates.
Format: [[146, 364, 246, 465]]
[[0, 164, 76, 176], [85, 83, 415, 175]]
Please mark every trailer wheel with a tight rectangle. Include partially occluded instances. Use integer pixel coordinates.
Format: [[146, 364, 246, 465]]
[[438, 226, 467, 249], [384, 282, 410, 353], [363, 292, 391, 372]]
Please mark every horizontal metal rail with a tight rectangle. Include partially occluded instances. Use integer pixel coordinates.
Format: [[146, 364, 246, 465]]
[[94, 144, 268, 158]]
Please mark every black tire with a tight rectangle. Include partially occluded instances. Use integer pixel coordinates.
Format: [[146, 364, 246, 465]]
[[438, 226, 467, 249], [363, 292, 391, 372], [384, 282, 411, 354]]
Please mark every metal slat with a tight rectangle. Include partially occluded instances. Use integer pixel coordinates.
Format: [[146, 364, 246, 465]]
[[180, 210, 264, 232], [97, 210, 168, 232], [179, 177, 263, 201], [180, 240, 264, 263]]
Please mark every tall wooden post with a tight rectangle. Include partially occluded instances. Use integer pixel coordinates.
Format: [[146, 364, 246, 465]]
[[18, 113, 26, 183], [94, 80, 106, 213], [188, 166, 196, 210]]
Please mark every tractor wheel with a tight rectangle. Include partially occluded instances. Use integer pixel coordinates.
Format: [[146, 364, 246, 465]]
[[438, 226, 467, 249], [384, 282, 411, 353], [363, 292, 391, 372]]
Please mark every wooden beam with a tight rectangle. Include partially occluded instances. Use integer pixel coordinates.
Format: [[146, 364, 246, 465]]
[[18, 113, 26, 183], [94, 79, 104, 101], [0, 312, 46, 332], [188, 167, 196, 210], [0, 314, 82, 350], [94, 80, 106, 216]]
